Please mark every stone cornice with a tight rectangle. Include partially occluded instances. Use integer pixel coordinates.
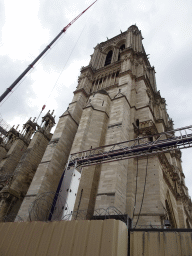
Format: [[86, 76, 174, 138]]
[[112, 94, 132, 110], [99, 31, 127, 48], [134, 120, 158, 136], [69, 101, 78, 106], [119, 69, 136, 80], [73, 88, 89, 98], [83, 104, 109, 118], [80, 64, 95, 74], [92, 61, 121, 78], [60, 111, 79, 126]]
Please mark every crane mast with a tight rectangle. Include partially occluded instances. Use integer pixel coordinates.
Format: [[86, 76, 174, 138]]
[[0, 0, 98, 103]]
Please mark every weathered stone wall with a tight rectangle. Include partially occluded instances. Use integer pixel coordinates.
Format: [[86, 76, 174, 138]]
[[0, 146, 7, 162], [18, 91, 88, 220], [0, 139, 27, 175], [10, 131, 51, 197]]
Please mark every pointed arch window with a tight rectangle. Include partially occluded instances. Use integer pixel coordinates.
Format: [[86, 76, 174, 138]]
[[104, 50, 113, 66]]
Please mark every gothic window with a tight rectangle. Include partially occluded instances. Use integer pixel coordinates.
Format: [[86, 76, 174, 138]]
[[118, 44, 125, 61], [26, 126, 30, 134], [104, 50, 113, 66]]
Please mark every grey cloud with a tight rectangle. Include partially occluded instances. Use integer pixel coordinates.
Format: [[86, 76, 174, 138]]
[[0, 1, 5, 43]]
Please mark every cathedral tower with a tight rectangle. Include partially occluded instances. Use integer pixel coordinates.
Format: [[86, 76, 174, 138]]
[[16, 25, 192, 227]]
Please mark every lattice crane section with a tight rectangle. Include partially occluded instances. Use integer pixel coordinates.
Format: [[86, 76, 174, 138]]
[[67, 125, 192, 168]]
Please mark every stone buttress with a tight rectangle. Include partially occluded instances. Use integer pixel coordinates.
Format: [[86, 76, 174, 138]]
[[0, 113, 55, 221], [0, 118, 38, 221], [17, 74, 93, 220]]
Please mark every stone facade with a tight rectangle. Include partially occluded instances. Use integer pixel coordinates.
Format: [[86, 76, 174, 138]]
[[0, 25, 191, 227], [0, 113, 55, 221]]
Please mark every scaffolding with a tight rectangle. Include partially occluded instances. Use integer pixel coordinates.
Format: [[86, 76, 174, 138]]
[[67, 125, 192, 168]]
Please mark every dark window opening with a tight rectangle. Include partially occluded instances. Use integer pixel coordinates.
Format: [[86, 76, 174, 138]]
[[104, 50, 113, 66], [116, 71, 119, 77], [45, 120, 49, 127], [120, 44, 125, 51], [26, 126, 30, 134], [102, 101, 104, 106], [136, 119, 139, 127], [149, 136, 153, 142]]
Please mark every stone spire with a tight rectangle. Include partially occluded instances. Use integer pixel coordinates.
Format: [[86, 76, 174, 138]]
[[41, 110, 55, 133]]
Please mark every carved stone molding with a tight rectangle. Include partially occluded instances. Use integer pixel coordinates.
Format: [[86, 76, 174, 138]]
[[134, 119, 158, 136]]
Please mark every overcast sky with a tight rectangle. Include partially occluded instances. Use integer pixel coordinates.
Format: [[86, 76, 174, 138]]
[[1, 0, 192, 196]]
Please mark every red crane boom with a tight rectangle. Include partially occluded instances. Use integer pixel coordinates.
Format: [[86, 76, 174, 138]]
[[0, 0, 98, 103]]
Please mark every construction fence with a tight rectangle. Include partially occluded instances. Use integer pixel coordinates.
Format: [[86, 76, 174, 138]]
[[0, 219, 192, 256]]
